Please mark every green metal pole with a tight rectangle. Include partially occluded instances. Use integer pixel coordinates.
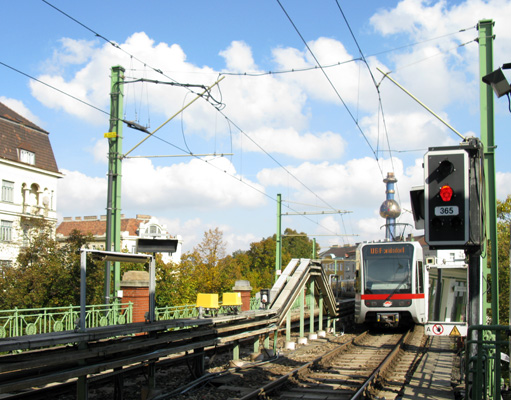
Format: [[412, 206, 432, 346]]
[[286, 311, 291, 343], [299, 288, 305, 338], [478, 19, 500, 400], [106, 65, 124, 299], [309, 280, 314, 334], [478, 20, 498, 324], [275, 194, 282, 282]]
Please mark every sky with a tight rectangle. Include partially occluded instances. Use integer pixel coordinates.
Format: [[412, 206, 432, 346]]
[[2, 0, 511, 255]]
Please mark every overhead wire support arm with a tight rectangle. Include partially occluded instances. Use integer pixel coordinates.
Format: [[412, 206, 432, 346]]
[[125, 153, 234, 159], [122, 75, 226, 158], [376, 67, 465, 141], [283, 210, 352, 216]]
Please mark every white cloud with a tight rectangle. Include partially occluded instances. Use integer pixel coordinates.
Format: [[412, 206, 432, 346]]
[[53, 38, 98, 68], [120, 156, 266, 210], [497, 172, 511, 200], [370, 0, 511, 111], [57, 169, 106, 218], [272, 37, 379, 112], [360, 110, 460, 153], [88, 138, 109, 164], [257, 157, 405, 209], [237, 127, 346, 160], [219, 41, 256, 72]]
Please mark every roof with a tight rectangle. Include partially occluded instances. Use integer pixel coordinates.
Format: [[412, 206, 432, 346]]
[[56, 217, 145, 237], [320, 236, 428, 259], [319, 245, 358, 260], [0, 102, 59, 173]]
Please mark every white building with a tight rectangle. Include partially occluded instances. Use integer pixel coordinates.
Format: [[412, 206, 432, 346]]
[[56, 214, 183, 264], [0, 102, 61, 269]]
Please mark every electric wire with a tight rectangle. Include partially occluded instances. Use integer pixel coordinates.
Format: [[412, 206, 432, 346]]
[[367, 25, 476, 58], [0, 57, 345, 242], [221, 58, 362, 76], [0, 61, 110, 118], [32, 0, 472, 242], [41, 0, 225, 110], [388, 39, 477, 74], [275, 0, 380, 172], [39, 0, 338, 219], [0, 63, 343, 238], [334, 0, 398, 199]]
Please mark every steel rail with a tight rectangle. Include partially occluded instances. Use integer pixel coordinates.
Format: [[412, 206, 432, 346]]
[[351, 330, 410, 399], [236, 331, 369, 400], [236, 329, 411, 400]]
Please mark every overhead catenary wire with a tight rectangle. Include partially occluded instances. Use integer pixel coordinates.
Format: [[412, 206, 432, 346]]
[[0, 59, 346, 242], [25, 1, 475, 243], [40, 0, 350, 239], [275, 0, 381, 175], [334, 0, 402, 206]]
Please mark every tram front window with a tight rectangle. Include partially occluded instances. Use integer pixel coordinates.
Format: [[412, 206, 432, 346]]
[[364, 259, 411, 294]]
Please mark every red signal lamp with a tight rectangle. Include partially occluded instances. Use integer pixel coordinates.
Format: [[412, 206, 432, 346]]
[[439, 185, 453, 202]]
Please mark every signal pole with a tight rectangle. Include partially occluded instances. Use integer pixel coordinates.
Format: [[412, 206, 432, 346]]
[[275, 194, 282, 282], [478, 19, 499, 324], [105, 65, 125, 303]]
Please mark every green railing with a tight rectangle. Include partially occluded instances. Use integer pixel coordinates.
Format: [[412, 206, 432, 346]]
[[155, 304, 199, 320], [0, 303, 133, 339], [465, 325, 508, 400], [0, 296, 263, 339], [154, 297, 262, 322]]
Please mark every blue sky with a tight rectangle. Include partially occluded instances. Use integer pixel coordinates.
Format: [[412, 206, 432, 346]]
[[2, 0, 511, 254]]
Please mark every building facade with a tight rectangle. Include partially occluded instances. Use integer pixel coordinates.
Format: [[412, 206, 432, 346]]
[[0, 103, 61, 269], [56, 214, 183, 264]]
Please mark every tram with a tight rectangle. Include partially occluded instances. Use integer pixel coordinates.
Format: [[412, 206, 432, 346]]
[[354, 241, 427, 328]]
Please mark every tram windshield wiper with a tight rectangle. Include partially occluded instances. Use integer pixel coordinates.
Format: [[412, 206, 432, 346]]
[[386, 263, 409, 300]]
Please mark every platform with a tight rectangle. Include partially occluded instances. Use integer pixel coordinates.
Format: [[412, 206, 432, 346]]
[[401, 335, 459, 400]]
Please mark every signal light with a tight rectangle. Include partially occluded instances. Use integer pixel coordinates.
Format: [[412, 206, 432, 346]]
[[439, 185, 453, 202], [424, 148, 469, 247]]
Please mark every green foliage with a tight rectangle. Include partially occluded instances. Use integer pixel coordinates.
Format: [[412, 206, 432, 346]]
[[0, 227, 103, 309], [497, 195, 511, 324], [0, 223, 317, 311], [155, 227, 317, 306], [282, 228, 319, 259], [160, 228, 241, 306]]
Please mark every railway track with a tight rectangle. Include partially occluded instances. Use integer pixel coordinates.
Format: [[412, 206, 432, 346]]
[[187, 325, 428, 400], [0, 325, 427, 399]]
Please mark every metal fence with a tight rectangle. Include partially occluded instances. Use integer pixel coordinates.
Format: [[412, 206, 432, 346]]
[[0, 303, 133, 339], [0, 297, 264, 339]]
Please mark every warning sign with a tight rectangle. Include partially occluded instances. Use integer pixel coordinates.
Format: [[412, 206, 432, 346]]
[[425, 323, 467, 337], [449, 326, 461, 336]]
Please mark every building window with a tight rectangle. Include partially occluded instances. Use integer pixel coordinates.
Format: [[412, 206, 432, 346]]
[[1, 180, 14, 202], [19, 149, 35, 165], [1, 220, 13, 242], [146, 225, 161, 236]]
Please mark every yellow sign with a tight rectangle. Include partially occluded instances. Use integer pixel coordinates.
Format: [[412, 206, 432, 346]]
[[104, 132, 117, 138], [450, 326, 461, 336]]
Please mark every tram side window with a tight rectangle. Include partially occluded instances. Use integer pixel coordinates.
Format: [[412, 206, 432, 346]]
[[416, 261, 424, 293]]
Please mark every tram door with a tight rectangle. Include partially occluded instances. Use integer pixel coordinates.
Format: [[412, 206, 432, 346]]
[[424, 250, 468, 337]]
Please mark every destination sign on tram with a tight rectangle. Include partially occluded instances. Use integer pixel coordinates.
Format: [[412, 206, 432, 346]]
[[434, 205, 459, 216], [366, 245, 409, 256]]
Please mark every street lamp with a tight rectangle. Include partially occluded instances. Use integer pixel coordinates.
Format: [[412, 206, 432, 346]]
[[482, 66, 511, 98]]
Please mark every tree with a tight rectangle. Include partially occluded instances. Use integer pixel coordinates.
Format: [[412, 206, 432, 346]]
[[246, 236, 278, 292], [281, 228, 319, 259], [0, 228, 103, 309], [162, 228, 237, 306], [497, 195, 511, 324]]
